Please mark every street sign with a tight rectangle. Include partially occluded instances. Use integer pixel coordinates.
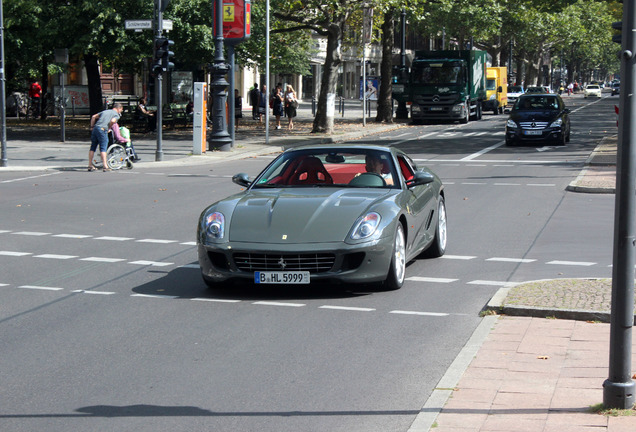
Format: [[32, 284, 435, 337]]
[[125, 20, 152, 30], [163, 19, 173, 31], [213, 0, 251, 43]]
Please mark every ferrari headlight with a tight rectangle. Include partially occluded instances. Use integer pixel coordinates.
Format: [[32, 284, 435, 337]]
[[351, 212, 381, 240], [506, 119, 517, 129], [549, 118, 562, 128], [205, 212, 225, 239]]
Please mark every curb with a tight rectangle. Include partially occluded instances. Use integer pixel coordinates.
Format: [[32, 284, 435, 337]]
[[566, 135, 616, 194]]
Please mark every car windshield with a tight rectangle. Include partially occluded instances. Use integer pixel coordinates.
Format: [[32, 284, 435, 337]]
[[508, 85, 523, 93], [587, 85, 599, 89], [252, 149, 398, 188], [412, 61, 466, 85], [514, 96, 560, 111], [525, 87, 544, 93]]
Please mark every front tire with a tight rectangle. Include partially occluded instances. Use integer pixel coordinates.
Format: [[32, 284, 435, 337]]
[[384, 223, 406, 290], [423, 196, 447, 258]]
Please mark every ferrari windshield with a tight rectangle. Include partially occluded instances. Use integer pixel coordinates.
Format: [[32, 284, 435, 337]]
[[252, 149, 398, 188]]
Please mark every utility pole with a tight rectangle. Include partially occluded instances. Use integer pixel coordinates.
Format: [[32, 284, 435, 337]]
[[0, 0, 6, 167], [154, 0, 164, 161], [604, 0, 636, 410]]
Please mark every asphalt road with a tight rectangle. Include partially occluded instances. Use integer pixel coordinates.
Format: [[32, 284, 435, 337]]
[[0, 92, 618, 431]]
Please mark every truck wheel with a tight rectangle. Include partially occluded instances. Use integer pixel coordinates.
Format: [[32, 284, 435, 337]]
[[476, 102, 482, 120], [460, 103, 469, 124]]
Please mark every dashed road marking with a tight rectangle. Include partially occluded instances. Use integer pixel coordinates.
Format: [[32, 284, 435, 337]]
[[319, 305, 376, 312], [136, 239, 179, 244], [467, 280, 518, 287], [441, 255, 477, 260], [128, 260, 173, 267], [131, 293, 179, 299], [12, 231, 50, 236], [19, 285, 64, 291], [0, 251, 32, 256], [53, 234, 93, 239], [71, 290, 115, 295], [94, 236, 134, 241], [407, 276, 458, 283], [486, 257, 537, 263], [191, 298, 241, 303], [80, 257, 127, 263], [390, 310, 450, 317], [547, 260, 596, 266], [33, 254, 79, 260], [252, 301, 306, 308]]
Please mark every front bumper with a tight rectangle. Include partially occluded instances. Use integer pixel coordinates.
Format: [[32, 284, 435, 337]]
[[506, 126, 564, 144], [411, 104, 466, 121], [197, 238, 393, 285]]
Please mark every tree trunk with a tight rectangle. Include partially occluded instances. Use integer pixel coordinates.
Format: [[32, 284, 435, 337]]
[[312, 23, 342, 134], [376, 9, 394, 123], [84, 53, 104, 115]]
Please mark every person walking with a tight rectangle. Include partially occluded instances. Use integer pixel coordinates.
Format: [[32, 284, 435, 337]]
[[234, 89, 243, 131], [272, 83, 284, 129], [284, 84, 298, 130], [249, 83, 260, 120], [88, 103, 124, 172], [258, 84, 267, 124], [28, 80, 42, 119]]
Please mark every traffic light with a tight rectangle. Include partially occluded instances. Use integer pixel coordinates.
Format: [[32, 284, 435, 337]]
[[153, 37, 174, 75], [613, 0, 623, 44]]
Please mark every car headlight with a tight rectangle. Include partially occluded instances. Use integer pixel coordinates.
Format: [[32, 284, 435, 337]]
[[451, 103, 463, 113], [411, 105, 421, 113], [350, 212, 381, 240], [204, 212, 225, 239], [506, 119, 517, 129], [549, 118, 562, 128]]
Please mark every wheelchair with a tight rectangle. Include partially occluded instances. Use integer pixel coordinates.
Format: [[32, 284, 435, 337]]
[[92, 131, 136, 170]]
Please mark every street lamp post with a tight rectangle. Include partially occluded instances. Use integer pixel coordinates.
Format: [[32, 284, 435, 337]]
[[395, 9, 409, 120], [207, 0, 232, 151]]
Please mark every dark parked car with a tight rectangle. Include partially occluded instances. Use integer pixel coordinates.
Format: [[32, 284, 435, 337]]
[[505, 94, 571, 146], [197, 145, 447, 290], [611, 82, 620, 96]]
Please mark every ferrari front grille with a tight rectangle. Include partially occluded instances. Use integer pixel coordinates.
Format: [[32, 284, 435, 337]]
[[233, 252, 336, 273]]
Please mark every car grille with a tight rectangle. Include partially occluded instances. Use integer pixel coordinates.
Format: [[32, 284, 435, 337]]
[[233, 252, 336, 273], [519, 121, 549, 129]]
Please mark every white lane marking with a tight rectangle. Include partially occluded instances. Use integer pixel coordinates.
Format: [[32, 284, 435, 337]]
[[0, 251, 32, 256], [12, 231, 50, 236], [94, 236, 134, 241], [253, 301, 306, 307], [460, 142, 505, 161], [71, 290, 115, 295], [494, 182, 521, 186], [191, 298, 241, 303], [179, 264, 200, 269], [0, 230, 12, 234], [181, 242, 197, 246], [441, 255, 476, 260], [462, 182, 487, 185], [19, 285, 64, 291], [1, 172, 60, 184], [128, 260, 173, 267], [136, 239, 178, 244], [131, 293, 179, 299], [393, 132, 411, 138], [407, 276, 458, 283], [474, 132, 488, 136], [33, 254, 79, 260], [547, 260, 596, 266], [390, 310, 450, 317], [419, 132, 437, 138], [319, 305, 375, 312], [486, 257, 537, 263], [53, 234, 93, 239], [527, 183, 556, 187], [0, 283, 9, 287], [80, 257, 127, 263], [467, 280, 518, 287]]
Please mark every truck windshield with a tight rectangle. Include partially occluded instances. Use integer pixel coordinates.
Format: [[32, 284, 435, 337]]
[[486, 79, 497, 91], [412, 61, 465, 85]]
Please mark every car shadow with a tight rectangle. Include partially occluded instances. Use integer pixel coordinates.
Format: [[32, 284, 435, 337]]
[[131, 263, 386, 301]]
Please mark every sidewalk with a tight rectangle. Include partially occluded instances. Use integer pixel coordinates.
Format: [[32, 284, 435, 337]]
[[2, 100, 633, 429]]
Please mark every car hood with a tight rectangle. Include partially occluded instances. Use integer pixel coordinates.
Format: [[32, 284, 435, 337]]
[[228, 188, 393, 244], [509, 110, 560, 123]]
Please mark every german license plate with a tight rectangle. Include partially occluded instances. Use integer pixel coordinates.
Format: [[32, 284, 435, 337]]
[[254, 271, 310, 284], [523, 130, 542, 135], [430, 107, 443, 111]]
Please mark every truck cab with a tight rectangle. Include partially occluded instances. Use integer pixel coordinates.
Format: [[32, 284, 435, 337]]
[[484, 67, 507, 115]]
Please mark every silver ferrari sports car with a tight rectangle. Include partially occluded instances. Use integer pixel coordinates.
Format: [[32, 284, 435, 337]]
[[197, 145, 447, 290]]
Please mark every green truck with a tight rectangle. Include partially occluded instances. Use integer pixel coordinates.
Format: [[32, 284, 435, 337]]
[[397, 50, 487, 124]]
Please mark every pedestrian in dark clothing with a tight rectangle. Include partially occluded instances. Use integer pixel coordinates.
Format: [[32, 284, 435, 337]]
[[258, 84, 267, 124], [249, 84, 259, 120], [272, 83, 284, 129]]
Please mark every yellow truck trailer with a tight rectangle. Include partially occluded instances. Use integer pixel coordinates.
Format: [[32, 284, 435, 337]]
[[484, 67, 508, 115]]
